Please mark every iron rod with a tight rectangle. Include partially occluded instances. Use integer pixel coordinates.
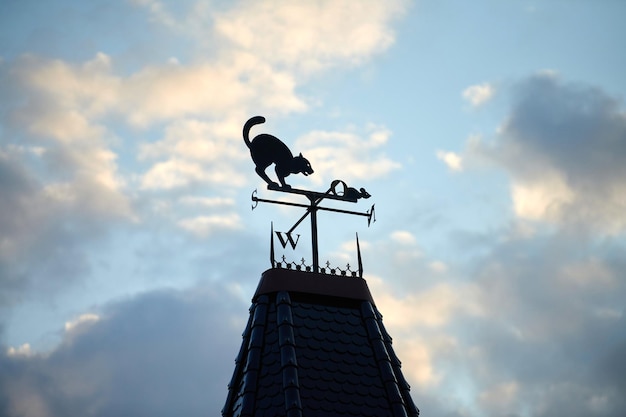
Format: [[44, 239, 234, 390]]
[[254, 197, 369, 218], [252, 197, 310, 209], [311, 207, 319, 273], [287, 209, 311, 234]]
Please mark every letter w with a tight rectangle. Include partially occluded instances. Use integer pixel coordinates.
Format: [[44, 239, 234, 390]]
[[276, 231, 300, 249]]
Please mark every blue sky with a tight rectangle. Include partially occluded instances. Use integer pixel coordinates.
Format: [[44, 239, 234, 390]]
[[1, 1, 625, 416]]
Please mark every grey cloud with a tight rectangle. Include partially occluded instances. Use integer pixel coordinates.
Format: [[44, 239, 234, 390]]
[[0, 153, 90, 306], [596, 340, 626, 397], [504, 76, 626, 175], [368, 216, 626, 416], [0, 284, 247, 417], [459, 232, 626, 417], [0, 147, 133, 309], [469, 73, 626, 232]]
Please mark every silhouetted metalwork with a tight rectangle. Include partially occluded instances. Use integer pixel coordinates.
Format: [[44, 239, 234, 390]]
[[245, 116, 375, 276], [272, 255, 363, 277]]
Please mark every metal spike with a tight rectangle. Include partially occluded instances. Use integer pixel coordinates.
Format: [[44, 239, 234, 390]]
[[356, 233, 363, 278], [270, 222, 275, 268]]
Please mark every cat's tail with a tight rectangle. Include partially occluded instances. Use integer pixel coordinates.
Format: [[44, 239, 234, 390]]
[[243, 116, 266, 148]]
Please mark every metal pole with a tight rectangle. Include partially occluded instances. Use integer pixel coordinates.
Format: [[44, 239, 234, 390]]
[[310, 205, 319, 273]]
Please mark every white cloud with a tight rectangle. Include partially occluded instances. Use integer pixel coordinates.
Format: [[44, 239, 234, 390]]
[[177, 213, 243, 237], [390, 230, 417, 245], [137, 118, 250, 190], [368, 276, 484, 329], [9, 55, 134, 221], [178, 196, 235, 208], [510, 170, 574, 221], [436, 150, 463, 171], [15, 53, 118, 124], [296, 125, 401, 186], [462, 82, 495, 107], [12, 23, 403, 194], [392, 336, 444, 388], [139, 118, 243, 162], [132, 0, 407, 76], [5, 0, 410, 206], [13, 51, 306, 166], [139, 159, 199, 190], [214, 0, 407, 74], [121, 57, 306, 127], [140, 158, 245, 190], [6, 343, 34, 357], [64, 313, 100, 333], [121, 0, 409, 123], [429, 260, 448, 273]]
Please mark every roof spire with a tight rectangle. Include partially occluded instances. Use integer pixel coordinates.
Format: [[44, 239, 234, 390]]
[[222, 116, 419, 416]]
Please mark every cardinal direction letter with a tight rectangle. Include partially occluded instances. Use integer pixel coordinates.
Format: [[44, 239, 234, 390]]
[[276, 231, 300, 250]]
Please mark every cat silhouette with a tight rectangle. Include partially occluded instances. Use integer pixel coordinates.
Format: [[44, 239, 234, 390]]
[[243, 116, 314, 189]]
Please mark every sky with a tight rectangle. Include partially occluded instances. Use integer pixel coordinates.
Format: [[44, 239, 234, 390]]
[[1, 0, 625, 416]]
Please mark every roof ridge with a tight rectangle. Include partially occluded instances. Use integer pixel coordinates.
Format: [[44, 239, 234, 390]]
[[375, 306, 421, 417], [222, 305, 254, 417], [277, 291, 303, 417], [362, 301, 412, 417], [223, 295, 270, 417]]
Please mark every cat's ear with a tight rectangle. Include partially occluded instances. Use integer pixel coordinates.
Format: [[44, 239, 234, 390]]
[[299, 152, 303, 157]]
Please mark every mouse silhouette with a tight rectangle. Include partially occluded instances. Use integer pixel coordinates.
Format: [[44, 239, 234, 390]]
[[329, 179, 371, 201], [243, 116, 314, 189]]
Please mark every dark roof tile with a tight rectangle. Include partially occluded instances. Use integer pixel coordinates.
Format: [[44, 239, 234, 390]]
[[222, 269, 419, 417]]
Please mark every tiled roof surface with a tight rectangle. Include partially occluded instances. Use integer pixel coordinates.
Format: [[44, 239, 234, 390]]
[[222, 269, 419, 417]]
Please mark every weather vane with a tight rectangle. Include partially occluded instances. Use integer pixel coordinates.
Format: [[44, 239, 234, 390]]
[[245, 116, 375, 275]]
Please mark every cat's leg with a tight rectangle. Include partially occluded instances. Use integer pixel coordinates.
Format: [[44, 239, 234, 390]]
[[275, 166, 291, 189], [256, 166, 279, 188]]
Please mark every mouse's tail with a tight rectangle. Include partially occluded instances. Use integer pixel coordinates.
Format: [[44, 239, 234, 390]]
[[243, 116, 266, 148]]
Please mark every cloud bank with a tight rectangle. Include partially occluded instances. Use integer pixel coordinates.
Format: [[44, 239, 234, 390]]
[[1, 285, 246, 417], [467, 73, 626, 234]]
